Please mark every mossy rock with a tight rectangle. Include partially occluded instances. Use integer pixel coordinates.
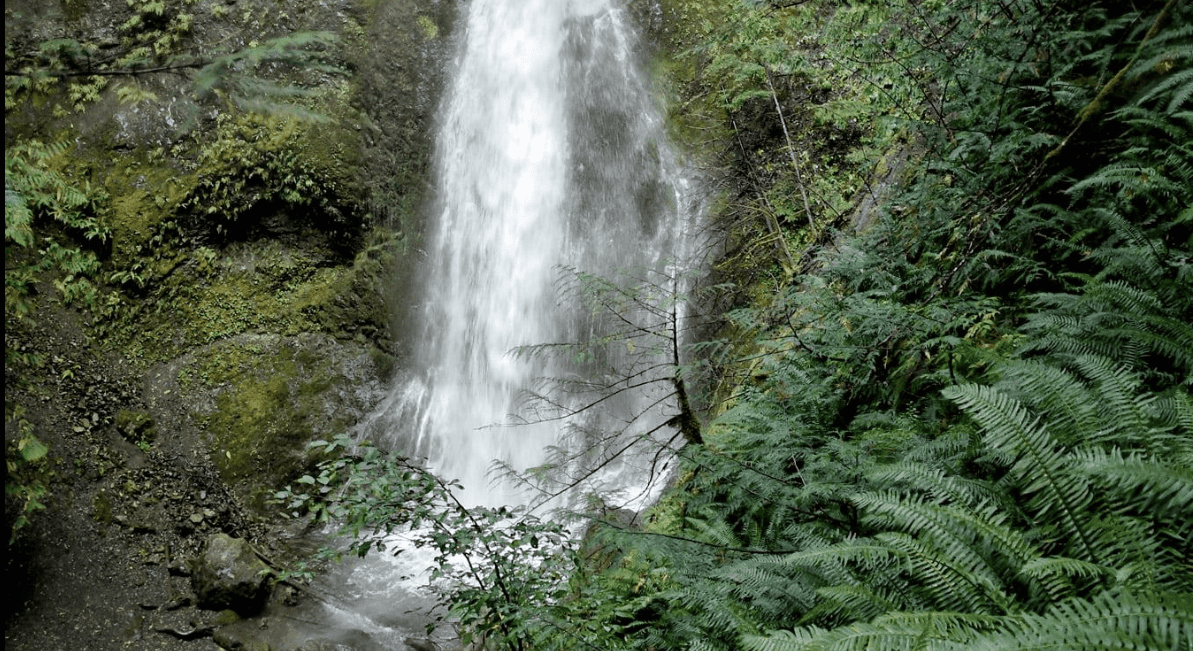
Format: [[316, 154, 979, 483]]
[[115, 409, 156, 444], [100, 222, 397, 365], [214, 609, 242, 626], [192, 533, 272, 614], [165, 333, 388, 506]]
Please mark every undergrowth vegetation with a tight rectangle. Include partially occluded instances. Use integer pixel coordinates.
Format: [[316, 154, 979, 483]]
[[5, 0, 339, 118], [5, 141, 109, 542], [289, 0, 1191, 649], [585, 0, 1193, 648]]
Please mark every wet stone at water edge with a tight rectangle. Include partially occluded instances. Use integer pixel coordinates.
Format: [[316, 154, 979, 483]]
[[190, 533, 272, 615]]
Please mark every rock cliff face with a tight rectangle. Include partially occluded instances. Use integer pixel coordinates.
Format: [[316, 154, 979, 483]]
[[4, 1, 454, 649]]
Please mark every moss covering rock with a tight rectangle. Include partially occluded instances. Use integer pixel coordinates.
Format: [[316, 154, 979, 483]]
[[139, 331, 388, 508]]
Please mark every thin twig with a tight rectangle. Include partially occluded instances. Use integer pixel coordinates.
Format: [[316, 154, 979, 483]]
[[765, 71, 815, 231]]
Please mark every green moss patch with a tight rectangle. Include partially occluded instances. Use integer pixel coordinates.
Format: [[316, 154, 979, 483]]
[[100, 227, 394, 364], [100, 156, 189, 269], [190, 337, 350, 500]]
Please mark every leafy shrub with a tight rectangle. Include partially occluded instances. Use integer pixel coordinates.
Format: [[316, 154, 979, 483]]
[[275, 436, 579, 650]]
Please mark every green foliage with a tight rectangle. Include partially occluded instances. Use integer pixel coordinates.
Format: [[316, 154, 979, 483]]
[[180, 112, 336, 238], [6, 0, 339, 118], [485, 1, 1193, 650], [5, 140, 109, 324], [275, 436, 580, 650], [117, 0, 193, 64], [5, 404, 50, 544], [188, 31, 340, 117], [5, 0, 191, 113], [676, 0, 909, 272]]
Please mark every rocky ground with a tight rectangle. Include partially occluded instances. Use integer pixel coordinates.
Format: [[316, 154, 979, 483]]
[[3, 274, 441, 651], [6, 304, 255, 651]]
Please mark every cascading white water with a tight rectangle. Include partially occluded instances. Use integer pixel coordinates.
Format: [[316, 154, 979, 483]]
[[362, 0, 694, 508], [397, 0, 572, 499], [284, 3, 699, 648], [307, 1, 699, 647]]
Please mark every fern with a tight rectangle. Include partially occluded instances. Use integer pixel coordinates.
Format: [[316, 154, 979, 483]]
[[191, 32, 341, 117], [943, 384, 1098, 563], [1073, 448, 1193, 522], [856, 493, 1019, 613], [5, 141, 109, 314], [746, 592, 1191, 651], [968, 591, 1193, 651], [866, 462, 1008, 512], [745, 611, 997, 651], [1020, 282, 1193, 386]]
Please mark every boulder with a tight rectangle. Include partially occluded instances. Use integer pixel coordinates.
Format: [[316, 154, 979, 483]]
[[191, 533, 272, 614]]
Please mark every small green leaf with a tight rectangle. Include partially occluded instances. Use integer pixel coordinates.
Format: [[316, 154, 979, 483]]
[[19, 436, 48, 462]]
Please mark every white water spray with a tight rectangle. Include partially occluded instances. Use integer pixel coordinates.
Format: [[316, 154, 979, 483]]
[[361, 0, 695, 509]]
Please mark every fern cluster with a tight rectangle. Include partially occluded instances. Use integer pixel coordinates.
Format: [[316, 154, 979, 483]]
[[534, 1, 1192, 649], [4, 141, 112, 544], [179, 111, 334, 240], [5, 141, 110, 326]]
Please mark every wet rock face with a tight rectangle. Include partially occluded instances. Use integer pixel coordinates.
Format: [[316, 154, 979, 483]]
[[297, 640, 358, 651], [191, 533, 273, 614]]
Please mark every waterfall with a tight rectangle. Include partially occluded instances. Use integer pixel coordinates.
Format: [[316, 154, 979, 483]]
[[363, 0, 695, 509], [306, 1, 699, 646]]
